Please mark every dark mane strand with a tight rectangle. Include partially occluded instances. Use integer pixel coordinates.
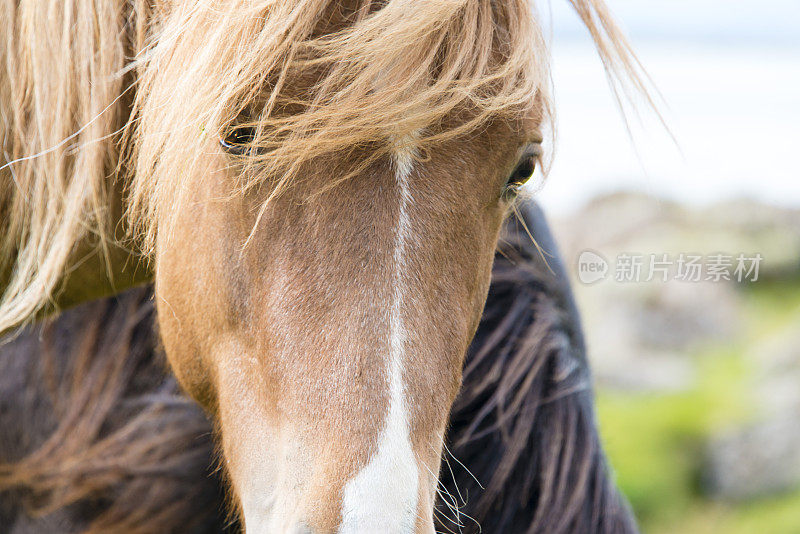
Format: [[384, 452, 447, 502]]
[[0, 289, 228, 533], [437, 202, 638, 533]]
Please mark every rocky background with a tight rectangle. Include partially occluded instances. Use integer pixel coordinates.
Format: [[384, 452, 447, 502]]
[[546, 192, 800, 533]]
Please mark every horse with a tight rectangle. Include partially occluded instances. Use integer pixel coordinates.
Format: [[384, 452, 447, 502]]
[[0, 202, 636, 533], [1, 1, 652, 531]]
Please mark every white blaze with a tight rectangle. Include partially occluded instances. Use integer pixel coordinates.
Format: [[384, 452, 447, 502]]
[[338, 144, 419, 533]]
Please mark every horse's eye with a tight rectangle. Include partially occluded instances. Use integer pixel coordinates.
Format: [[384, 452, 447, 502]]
[[220, 125, 257, 155], [503, 153, 537, 199]]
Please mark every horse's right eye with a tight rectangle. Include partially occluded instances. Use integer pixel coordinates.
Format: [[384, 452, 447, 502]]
[[220, 125, 257, 155]]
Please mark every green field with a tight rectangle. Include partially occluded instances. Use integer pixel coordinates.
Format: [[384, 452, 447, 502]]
[[596, 278, 800, 533]]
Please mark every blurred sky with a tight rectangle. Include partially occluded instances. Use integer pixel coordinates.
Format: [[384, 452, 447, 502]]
[[535, 0, 800, 214]]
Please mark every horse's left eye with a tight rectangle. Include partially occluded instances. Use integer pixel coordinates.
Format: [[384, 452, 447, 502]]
[[220, 125, 257, 155], [503, 154, 537, 199]]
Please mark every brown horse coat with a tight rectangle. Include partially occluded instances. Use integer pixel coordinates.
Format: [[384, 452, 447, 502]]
[[0, 201, 636, 533]]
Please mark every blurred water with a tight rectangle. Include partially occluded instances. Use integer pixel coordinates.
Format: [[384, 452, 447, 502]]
[[535, 0, 800, 215]]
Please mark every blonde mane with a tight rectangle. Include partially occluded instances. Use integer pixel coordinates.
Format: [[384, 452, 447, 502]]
[[0, 0, 655, 333]]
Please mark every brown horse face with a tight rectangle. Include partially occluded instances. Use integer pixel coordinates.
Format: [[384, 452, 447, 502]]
[[154, 117, 540, 532]]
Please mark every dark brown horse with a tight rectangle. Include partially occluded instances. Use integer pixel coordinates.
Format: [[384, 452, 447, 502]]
[[0, 202, 636, 533]]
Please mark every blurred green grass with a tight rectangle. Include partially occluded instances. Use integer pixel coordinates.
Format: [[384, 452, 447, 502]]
[[595, 278, 800, 533]]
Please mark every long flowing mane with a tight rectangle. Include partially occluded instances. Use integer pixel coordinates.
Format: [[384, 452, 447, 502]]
[[1, 0, 136, 332], [0, 287, 226, 533], [1, 0, 654, 333]]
